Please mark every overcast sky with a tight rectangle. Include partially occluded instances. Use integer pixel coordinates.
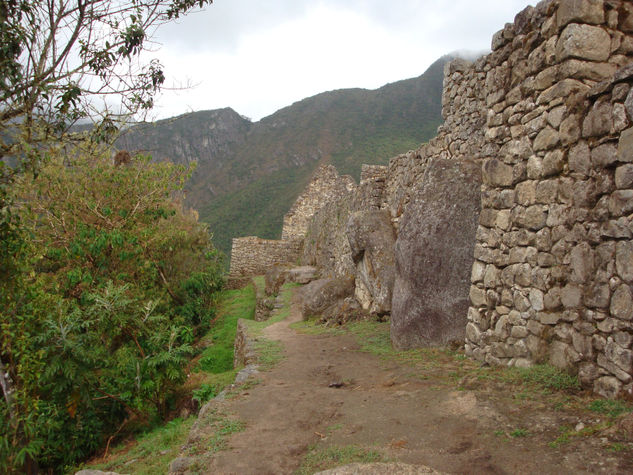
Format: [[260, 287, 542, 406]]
[[148, 0, 534, 122]]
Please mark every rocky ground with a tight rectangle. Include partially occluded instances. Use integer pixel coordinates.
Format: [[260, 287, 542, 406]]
[[169, 287, 633, 475]]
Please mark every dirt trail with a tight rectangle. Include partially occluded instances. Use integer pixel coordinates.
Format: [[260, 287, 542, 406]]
[[196, 290, 632, 474]]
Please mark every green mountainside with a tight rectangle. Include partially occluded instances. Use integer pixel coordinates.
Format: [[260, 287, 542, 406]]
[[117, 56, 451, 258]]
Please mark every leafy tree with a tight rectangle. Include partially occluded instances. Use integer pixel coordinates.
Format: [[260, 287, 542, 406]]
[[0, 0, 219, 472], [1, 0, 213, 162], [2, 147, 223, 472]]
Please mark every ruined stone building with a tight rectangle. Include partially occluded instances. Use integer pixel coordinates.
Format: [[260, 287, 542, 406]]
[[230, 0, 633, 398]]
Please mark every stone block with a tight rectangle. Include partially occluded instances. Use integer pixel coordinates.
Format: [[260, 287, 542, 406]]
[[529, 288, 545, 311], [584, 283, 610, 309], [578, 362, 603, 386], [556, 0, 604, 28], [583, 101, 614, 137], [591, 143, 618, 169], [560, 114, 582, 145], [549, 340, 573, 369], [484, 265, 501, 289], [527, 156, 544, 179], [610, 284, 633, 320], [466, 322, 482, 343], [346, 210, 396, 315], [482, 158, 514, 187], [560, 59, 617, 82], [593, 376, 622, 398], [533, 126, 560, 151], [547, 105, 566, 129], [537, 79, 589, 106], [536, 180, 559, 203], [614, 331, 633, 348], [598, 353, 633, 383], [514, 205, 548, 230], [392, 159, 482, 349], [539, 312, 562, 325], [569, 242, 595, 284], [300, 277, 355, 318], [618, 127, 633, 162], [543, 150, 565, 177], [572, 331, 593, 358], [496, 209, 512, 230], [544, 287, 562, 310], [471, 260, 486, 283], [527, 319, 544, 336], [605, 340, 633, 373], [609, 190, 633, 217], [561, 284, 583, 308], [556, 23, 611, 62], [615, 164, 633, 189], [516, 180, 537, 206]]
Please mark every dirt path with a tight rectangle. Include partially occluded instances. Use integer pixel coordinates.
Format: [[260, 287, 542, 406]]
[[190, 290, 632, 474]]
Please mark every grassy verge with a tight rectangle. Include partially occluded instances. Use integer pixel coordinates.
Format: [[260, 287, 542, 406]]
[[296, 445, 386, 475], [196, 283, 256, 374], [241, 281, 299, 371], [77, 417, 196, 475], [248, 282, 297, 335], [75, 282, 258, 473]]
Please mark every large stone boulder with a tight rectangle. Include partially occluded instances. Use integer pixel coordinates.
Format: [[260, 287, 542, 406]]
[[391, 158, 482, 349], [346, 210, 396, 315], [265, 263, 291, 296], [286, 265, 318, 284], [300, 277, 355, 318]]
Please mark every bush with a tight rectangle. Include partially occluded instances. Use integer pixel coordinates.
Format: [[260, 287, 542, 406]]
[[1, 147, 224, 472]]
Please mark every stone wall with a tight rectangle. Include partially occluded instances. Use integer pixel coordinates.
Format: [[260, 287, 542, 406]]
[[464, 0, 633, 398], [232, 0, 633, 397], [299, 0, 633, 397], [281, 165, 356, 241], [228, 236, 301, 277], [302, 164, 392, 278], [229, 165, 354, 278], [384, 58, 489, 230]]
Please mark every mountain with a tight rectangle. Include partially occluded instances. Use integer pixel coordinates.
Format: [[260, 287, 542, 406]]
[[116, 55, 451, 259]]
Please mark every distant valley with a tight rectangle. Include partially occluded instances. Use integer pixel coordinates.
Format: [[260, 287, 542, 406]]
[[116, 55, 451, 258]]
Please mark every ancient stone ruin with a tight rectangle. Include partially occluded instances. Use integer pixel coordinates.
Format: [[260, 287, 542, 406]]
[[230, 0, 633, 398], [228, 165, 354, 277]]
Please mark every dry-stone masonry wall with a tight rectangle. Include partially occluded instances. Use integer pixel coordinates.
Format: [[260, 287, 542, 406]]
[[229, 165, 356, 277], [228, 236, 301, 277], [464, 0, 633, 398], [231, 0, 633, 397], [281, 165, 356, 241], [302, 164, 391, 279]]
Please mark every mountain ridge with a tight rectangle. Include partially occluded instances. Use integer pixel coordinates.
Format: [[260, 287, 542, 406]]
[[116, 55, 452, 258]]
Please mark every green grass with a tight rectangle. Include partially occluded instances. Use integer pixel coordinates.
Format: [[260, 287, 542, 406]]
[[588, 399, 633, 418], [207, 418, 246, 454], [79, 417, 195, 475], [548, 422, 609, 448], [192, 370, 238, 404], [242, 282, 297, 371], [196, 283, 256, 373], [510, 428, 529, 438], [296, 445, 385, 475], [77, 284, 257, 473], [246, 283, 296, 335], [512, 365, 580, 392], [606, 443, 628, 452], [255, 339, 284, 370]]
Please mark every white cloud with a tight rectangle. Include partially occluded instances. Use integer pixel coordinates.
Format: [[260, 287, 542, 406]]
[[149, 0, 534, 121]]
